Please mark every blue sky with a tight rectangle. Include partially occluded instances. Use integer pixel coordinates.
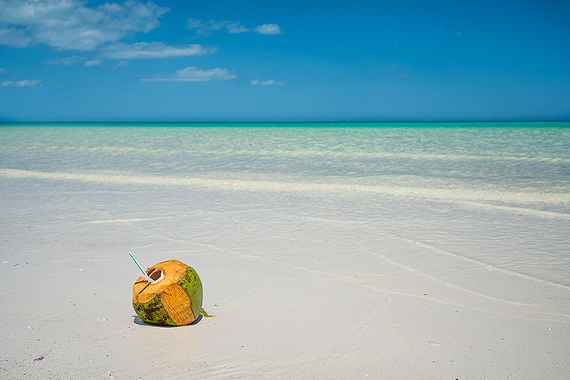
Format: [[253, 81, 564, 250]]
[[0, 0, 569, 122]]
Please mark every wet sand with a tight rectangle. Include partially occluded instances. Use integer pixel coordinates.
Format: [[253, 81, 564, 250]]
[[1, 171, 569, 379]]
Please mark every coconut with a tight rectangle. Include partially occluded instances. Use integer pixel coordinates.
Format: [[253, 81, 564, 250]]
[[133, 260, 203, 326]]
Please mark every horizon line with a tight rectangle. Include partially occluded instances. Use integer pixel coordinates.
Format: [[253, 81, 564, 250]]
[[1, 120, 569, 125]]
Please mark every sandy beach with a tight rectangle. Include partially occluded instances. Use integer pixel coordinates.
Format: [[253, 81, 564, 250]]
[[2, 0, 569, 376], [1, 125, 569, 379]]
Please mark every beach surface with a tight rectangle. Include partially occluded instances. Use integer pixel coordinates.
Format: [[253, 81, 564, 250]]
[[1, 123, 569, 379]]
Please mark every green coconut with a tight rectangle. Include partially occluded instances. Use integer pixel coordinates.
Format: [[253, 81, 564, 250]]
[[133, 260, 203, 326]]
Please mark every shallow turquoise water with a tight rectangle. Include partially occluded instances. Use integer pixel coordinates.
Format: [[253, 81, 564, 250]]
[[1, 122, 569, 199], [1, 121, 569, 285]]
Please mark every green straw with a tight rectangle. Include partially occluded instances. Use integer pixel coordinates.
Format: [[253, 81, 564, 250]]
[[129, 252, 154, 283]]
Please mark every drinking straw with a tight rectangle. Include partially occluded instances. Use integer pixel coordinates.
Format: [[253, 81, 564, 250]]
[[128, 252, 155, 283]]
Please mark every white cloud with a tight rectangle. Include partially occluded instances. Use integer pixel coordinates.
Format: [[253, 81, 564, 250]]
[[255, 24, 282, 35], [0, 68, 6, 74], [226, 21, 250, 34], [140, 66, 237, 82], [187, 18, 251, 36], [187, 19, 233, 36], [1, 79, 42, 87], [101, 42, 216, 59], [251, 79, 284, 86], [114, 60, 129, 68], [0, 27, 33, 48], [41, 55, 84, 65], [188, 18, 282, 36], [84, 59, 102, 67], [0, 0, 169, 51]]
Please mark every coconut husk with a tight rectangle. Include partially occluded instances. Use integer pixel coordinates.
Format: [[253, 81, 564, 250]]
[[133, 260, 203, 326]]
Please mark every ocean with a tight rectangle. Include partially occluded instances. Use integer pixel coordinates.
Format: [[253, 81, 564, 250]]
[[1, 121, 569, 200], [1, 122, 570, 282], [1, 121, 569, 378]]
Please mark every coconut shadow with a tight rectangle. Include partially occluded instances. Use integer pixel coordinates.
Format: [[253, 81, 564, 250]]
[[133, 313, 203, 327]]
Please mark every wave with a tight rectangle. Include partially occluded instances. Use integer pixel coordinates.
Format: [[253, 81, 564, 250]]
[[2, 168, 570, 209]]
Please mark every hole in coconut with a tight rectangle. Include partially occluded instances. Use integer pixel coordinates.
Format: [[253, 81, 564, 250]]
[[148, 268, 164, 283]]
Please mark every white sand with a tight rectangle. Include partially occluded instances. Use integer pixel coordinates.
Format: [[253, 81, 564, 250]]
[[1, 173, 569, 379]]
